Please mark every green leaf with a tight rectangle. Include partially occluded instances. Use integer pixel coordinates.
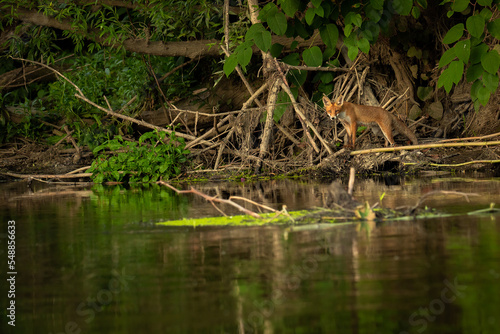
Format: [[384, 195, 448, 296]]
[[270, 43, 284, 57], [305, 8, 315, 25], [273, 91, 290, 123], [451, 0, 469, 12], [438, 47, 456, 68], [302, 46, 323, 67], [477, 0, 492, 6], [470, 43, 489, 64], [345, 12, 362, 27], [246, 23, 265, 40], [365, 4, 382, 22], [471, 79, 482, 100], [344, 24, 353, 37], [443, 23, 464, 44], [392, 0, 413, 15], [280, 0, 300, 17], [293, 18, 310, 38], [288, 69, 307, 86], [311, 0, 322, 6], [476, 85, 490, 106], [267, 8, 288, 35], [282, 53, 300, 65], [371, 0, 385, 10], [323, 46, 336, 60], [223, 54, 238, 77], [363, 21, 380, 42], [466, 15, 485, 38], [466, 63, 483, 82], [112, 171, 121, 181], [319, 24, 339, 49], [347, 45, 359, 61], [416, 0, 428, 9], [487, 18, 500, 39], [314, 5, 324, 18], [411, 6, 421, 19], [319, 72, 334, 84], [454, 39, 470, 63], [237, 46, 252, 70], [437, 60, 464, 93], [481, 50, 500, 74], [479, 8, 492, 21], [357, 37, 370, 54], [482, 72, 499, 93], [258, 2, 276, 21], [254, 30, 272, 52]]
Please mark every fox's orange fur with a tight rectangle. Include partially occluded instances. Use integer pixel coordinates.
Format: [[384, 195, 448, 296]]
[[323, 95, 418, 149]]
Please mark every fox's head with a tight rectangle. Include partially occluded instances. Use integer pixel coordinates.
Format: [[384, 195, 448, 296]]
[[322, 96, 344, 120]]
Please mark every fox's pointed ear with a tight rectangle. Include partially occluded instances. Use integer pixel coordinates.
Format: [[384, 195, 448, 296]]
[[336, 96, 344, 106], [322, 95, 332, 106]]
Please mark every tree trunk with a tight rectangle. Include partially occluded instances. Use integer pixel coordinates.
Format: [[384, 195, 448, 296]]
[[254, 77, 281, 173]]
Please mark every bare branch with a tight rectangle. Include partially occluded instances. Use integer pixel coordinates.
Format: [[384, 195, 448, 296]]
[[158, 181, 264, 219]]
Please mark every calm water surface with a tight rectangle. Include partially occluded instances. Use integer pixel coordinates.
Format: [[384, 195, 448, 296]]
[[1, 176, 499, 334]]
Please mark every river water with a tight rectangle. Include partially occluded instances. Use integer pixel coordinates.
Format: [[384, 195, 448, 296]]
[[1, 175, 499, 334]]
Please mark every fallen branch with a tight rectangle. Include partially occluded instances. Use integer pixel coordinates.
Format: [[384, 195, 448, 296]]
[[405, 190, 480, 212], [284, 64, 353, 72], [229, 196, 278, 213], [0, 171, 92, 179], [350, 140, 500, 155], [404, 160, 500, 167], [158, 180, 263, 218], [435, 132, 500, 143], [75, 93, 214, 147], [66, 166, 92, 174]]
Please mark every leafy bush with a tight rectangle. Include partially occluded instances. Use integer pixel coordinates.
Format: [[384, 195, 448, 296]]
[[87, 130, 190, 183], [438, 0, 500, 109], [46, 50, 150, 120]]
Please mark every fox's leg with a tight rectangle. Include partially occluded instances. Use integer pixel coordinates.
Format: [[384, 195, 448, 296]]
[[348, 122, 357, 149], [377, 122, 395, 146], [340, 120, 353, 148]]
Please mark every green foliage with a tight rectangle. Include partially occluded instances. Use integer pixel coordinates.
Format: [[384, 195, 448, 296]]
[[0, 92, 57, 143], [221, 0, 500, 110], [4, 0, 224, 54], [302, 46, 323, 67], [438, 0, 500, 108], [6, 26, 60, 63], [45, 50, 149, 120], [87, 130, 190, 184], [443, 24, 465, 44], [223, 0, 411, 87]]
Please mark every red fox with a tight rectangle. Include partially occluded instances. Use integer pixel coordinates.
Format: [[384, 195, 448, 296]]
[[322, 95, 418, 149]]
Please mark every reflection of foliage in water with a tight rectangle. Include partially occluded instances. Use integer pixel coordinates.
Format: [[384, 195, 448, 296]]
[[88, 184, 190, 224]]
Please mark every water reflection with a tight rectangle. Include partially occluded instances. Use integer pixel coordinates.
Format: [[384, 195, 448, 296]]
[[0, 177, 499, 334]]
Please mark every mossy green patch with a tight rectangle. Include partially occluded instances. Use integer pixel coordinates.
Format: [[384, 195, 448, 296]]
[[156, 203, 499, 227], [157, 210, 317, 227]]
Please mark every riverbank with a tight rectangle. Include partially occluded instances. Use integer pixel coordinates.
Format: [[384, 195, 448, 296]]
[[1, 138, 499, 183]]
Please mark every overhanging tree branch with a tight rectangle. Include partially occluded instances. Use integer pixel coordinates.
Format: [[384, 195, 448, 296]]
[[9, 7, 326, 58]]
